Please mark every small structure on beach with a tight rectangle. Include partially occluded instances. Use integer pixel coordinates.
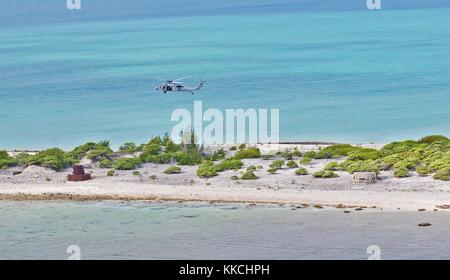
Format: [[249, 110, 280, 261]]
[[352, 172, 377, 184], [67, 165, 91, 182]]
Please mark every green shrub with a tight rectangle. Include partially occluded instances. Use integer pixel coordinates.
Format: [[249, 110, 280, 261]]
[[0, 151, 16, 169], [267, 168, 277, 174], [313, 170, 339, 178], [300, 157, 313, 165], [295, 168, 308, 175], [70, 141, 112, 161], [324, 162, 340, 171], [87, 148, 113, 162], [347, 148, 381, 161], [112, 157, 141, 170], [14, 153, 31, 165], [292, 148, 302, 157], [393, 160, 417, 171], [279, 150, 293, 160], [416, 165, 430, 176], [428, 157, 450, 172], [119, 142, 138, 154], [234, 148, 261, 159], [239, 144, 246, 150], [269, 160, 285, 170], [70, 142, 97, 159], [26, 148, 76, 171], [142, 143, 162, 156], [175, 150, 202, 165], [0, 150, 9, 159], [303, 151, 317, 159], [164, 166, 182, 174], [419, 135, 449, 144], [344, 160, 379, 174], [286, 160, 298, 169], [380, 140, 420, 156], [315, 144, 358, 159], [372, 159, 392, 171], [0, 159, 16, 170], [148, 136, 163, 145], [433, 168, 450, 181], [229, 146, 237, 151], [246, 165, 257, 171], [164, 139, 180, 153], [99, 159, 113, 168], [214, 158, 244, 171], [132, 171, 141, 176], [241, 170, 257, 180], [143, 152, 172, 164], [393, 166, 409, 178], [197, 164, 218, 178], [206, 149, 226, 161], [107, 169, 115, 176]]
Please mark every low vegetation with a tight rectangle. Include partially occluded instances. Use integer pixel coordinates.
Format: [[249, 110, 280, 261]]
[[26, 148, 76, 171], [112, 157, 142, 170], [301, 135, 450, 180], [234, 147, 261, 159], [313, 170, 339, 178], [267, 168, 277, 174], [197, 163, 218, 178], [70, 141, 113, 162], [246, 165, 257, 171], [241, 170, 258, 180], [0, 150, 17, 170], [195, 158, 244, 178], [269, 160, 285, 170], [118, 142, 139, 154], [299, 157, 313, 165], [164, 166, 182, 174], [286, 160, 298, 169], [3, 134, 450, 182], [214, 158, 244, 171], [295, 168, 308, 176]]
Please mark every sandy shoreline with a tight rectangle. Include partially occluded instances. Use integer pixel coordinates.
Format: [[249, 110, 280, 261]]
[[1, 144, 450, 211], [1, 183, 449, 211]]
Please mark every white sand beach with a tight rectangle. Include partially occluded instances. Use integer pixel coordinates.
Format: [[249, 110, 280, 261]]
[[1, 143, 449, 211]]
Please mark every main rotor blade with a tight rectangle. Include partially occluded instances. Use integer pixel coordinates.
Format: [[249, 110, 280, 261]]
[[172, 76, 192, 83]]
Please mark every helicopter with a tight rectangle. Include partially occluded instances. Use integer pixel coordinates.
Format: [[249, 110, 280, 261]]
[[155, 76, 206, 94]]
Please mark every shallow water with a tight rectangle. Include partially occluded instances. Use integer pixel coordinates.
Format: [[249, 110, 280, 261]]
[[0, 201, 449, 260], [1, 1, 450, 149]]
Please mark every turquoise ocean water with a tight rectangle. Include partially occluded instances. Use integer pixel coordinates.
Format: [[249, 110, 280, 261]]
[[1, 0, 450, 149]]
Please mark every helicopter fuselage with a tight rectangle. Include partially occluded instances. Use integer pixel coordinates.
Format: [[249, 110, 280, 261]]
[[155, 80, 205, 94]]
